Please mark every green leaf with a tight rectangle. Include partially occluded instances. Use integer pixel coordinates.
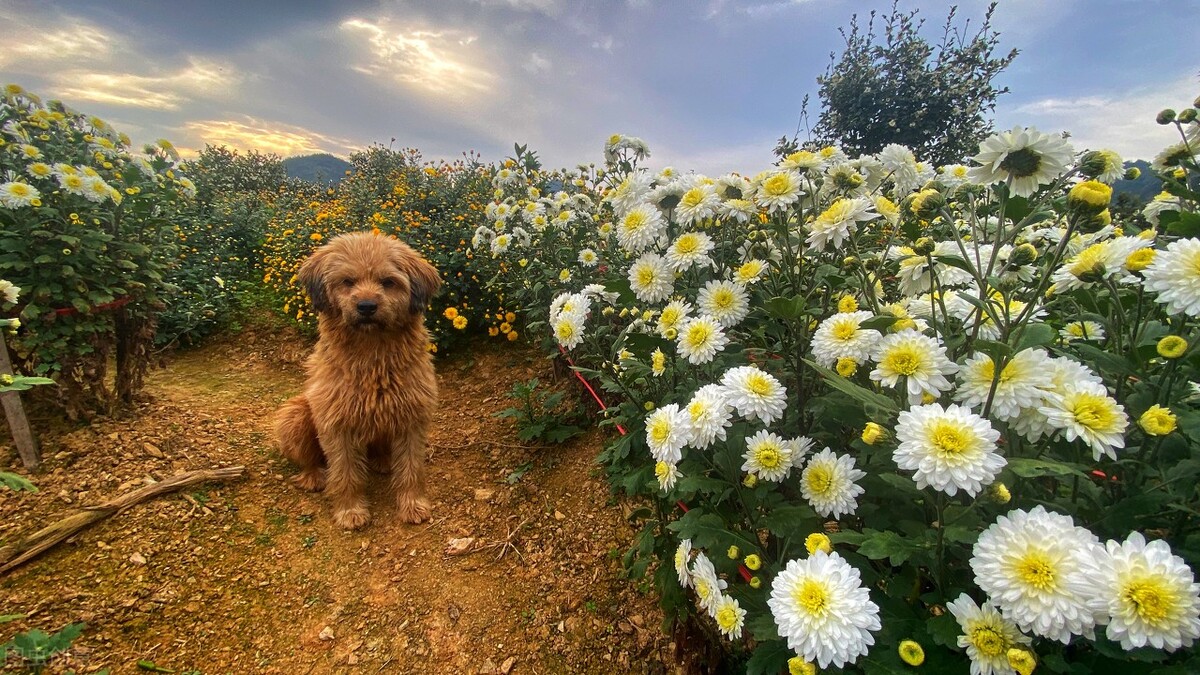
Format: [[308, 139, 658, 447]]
[[1166, 211, 1200, 237], [745, 640, 792, 675], [1006, 457, 1085, 478], [804, 359, 899, 414], [860, 315, 900, 331], [0, 471, 37, 491], [855, 529, 925, 565], [1014, 322, 1055, 351], [764, 295, 807, 320]]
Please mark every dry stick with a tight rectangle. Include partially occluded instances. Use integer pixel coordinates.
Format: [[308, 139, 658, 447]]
[[0, 465, 245, 575], [0, 330, 40, 470]]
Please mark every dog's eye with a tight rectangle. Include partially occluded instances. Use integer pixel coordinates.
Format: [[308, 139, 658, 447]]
[[341, 278, 355, 287], [380, 278, 397, 289]]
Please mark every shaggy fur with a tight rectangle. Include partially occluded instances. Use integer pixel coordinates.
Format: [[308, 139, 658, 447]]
[[273, 232, 441, 529]]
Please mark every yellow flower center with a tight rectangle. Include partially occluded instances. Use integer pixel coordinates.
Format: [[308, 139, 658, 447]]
[[675, 233, 700, 254], [754, 445, 784, 469], [715, 604, 740, 631], [1015, 552, 1057, 591], [660, 307, 681, 328], [1121, 577, 1174, 626], [636, 267, 657, 286], [745, 372, 772, 396], [1125, 248, 1155, 272], [792, 579, 830, 617], [648, 418, 671, 446], [1070, 391, 1117, 431], [805, 464, 833, 496], [684, 322, 712, 348], [882, 345, 923, 376], [555, 320, 576, 341], [681, 188, 706, 209], [10, 183, 31, 197], [695, 578, 712, 601], [818, 199, 854, 223], [929, 419, 970, 457], [712, 288, 734, 310], [836, 357, 857, 377], [623, 210, 647, 233], [1068, 244, 1108, 279], [832, 320, 857, 341], [969, 625, 1007, 657], [763, 173, 794, 197]]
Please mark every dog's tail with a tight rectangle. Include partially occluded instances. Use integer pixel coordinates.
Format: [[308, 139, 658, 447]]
[[273, 394, 325, 469]]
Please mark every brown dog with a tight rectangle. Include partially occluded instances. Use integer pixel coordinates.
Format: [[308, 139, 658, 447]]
[[273, 232, 441, 529]]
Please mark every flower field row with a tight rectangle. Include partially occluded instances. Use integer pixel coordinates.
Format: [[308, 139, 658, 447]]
[[478, 103, 1200, 672]]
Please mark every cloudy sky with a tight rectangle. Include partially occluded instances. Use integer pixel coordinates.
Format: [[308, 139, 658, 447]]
[[1, 0, 1195, 175]]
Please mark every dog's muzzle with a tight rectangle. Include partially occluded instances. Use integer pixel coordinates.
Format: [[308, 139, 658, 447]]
[[356, 300, 378, 317]]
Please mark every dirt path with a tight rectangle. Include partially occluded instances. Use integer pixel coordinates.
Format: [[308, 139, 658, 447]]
[[0, 330, 673, 674]]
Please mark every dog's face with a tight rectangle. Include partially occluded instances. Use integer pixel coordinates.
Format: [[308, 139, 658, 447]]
[[298, 232, 441, 331]]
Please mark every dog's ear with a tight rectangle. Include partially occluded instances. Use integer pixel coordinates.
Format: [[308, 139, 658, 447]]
[[297, 244, 332, 314], [393, 244, 442, 315]]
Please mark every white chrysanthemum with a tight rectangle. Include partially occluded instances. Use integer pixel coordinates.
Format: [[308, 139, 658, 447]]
[[1142, 238, 1200, 318], [665, 231, 715, 271], [970, 505, 1107, 643], [691, 552, 728, 616], [1060, 320, 1105, 343], [490, 233, 512, 255], [655, 460, 681, 493], [720, 198, 757, 223], [805, 197, 877, 252], [810, 310, 882, 368], [657, 299, 693, 338], [552, 311, 586, 350], [893, 403, 1004, 497], [720, 366, 787, 425], [781, 149, 824, 171], [81, 176, 111, 203], [1050, 237, 1152, 292], [877, 143, 922, 196], [741, 430, 794, 482], [1038, 380, 1128, 461], [685, 384, 734, 449], [869, 330, 958, 405], [0, 181, 40, 208], [675, 183, 720, 226], [549, 292, 590, 323], [969, 127, 1075, 197], [1093, 532, 1200, 652], [607, 170, 654, 215], [1009, 355, 1104, 442], [946, 594, 1033, 675], [938, 163, 973, 188], [768, 550, 881, 669], [0, 279, 21, 304], [800, 448, 865, 519], [697, 279, 750, 328], [953, 348, 1055, 422], [675, 538, 694, 588], [676, 315, 728, 365], [627, 252, 674, 304], [733, 259, 768, 285], [712, 594, 747, 640], [577, 248, 599, 267], [891, 242, 976, 296], [1141, 191, 1182, 226], [615, 202, 666, 253], [754, 169, 804, 212], [645, 403, 692, 465], [790, 435, 815, 468]]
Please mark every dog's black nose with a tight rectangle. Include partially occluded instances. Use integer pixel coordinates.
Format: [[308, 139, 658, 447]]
[[356, 300, 378, 316]]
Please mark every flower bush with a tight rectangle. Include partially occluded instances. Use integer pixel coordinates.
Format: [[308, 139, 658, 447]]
[[0, 85, 191, 416], [480, 95, 1200, 673], [258, 146, 505, 352]]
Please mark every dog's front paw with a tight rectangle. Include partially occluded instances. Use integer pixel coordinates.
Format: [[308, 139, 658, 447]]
[[333, 506, 371, 530], [293, 468, 327, 492], [398, 496, 431, 524]]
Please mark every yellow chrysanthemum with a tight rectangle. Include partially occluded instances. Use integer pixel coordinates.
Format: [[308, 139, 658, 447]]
[[1138, 404, 1176, 436]]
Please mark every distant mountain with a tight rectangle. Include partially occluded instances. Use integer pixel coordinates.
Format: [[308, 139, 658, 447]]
[[1112, 159, 1162, 204], [283, 153, 352, 184]]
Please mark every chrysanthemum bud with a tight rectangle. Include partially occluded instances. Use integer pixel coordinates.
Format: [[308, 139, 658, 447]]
[[1124, 167, 1141, 181], [837, 295, 859, 313], [805, 532, 833, 555], [988, 482, 1011, 504], [836, 357, 858, 377], [1068, 180, 1112, 214], [726, 545, 740, 560], [1139, 404, 1177, 436], [913, 236, 936, 256], [861, 422, 885, 445], [748, 576, 762, 589], [1006, 647, 1037, 675], [907, 188, 944, 220], [0, 374, 12, 386], [787, 657, 817, 675], [1078, 151, 1110, 179], [1076, 261, 1107, 284], [1078, 208, 1111, 233], [1124, 248, 1155, 273], [743, 553, 762, 570], [1157, 335, 1188, 359], [898, 639, 925, 666], [1157, 108, 1177, 124], [1009, 242, 1038, 266], [842, 255, 860, 270], [1178, 108, 1198, 124]]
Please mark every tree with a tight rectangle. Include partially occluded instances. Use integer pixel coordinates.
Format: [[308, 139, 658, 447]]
[[808, 1, 1017, 167]]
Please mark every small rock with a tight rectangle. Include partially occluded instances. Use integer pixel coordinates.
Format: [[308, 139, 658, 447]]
[[318, 626, 335, 641], [500, 656, 516, 674], [630, 614, 644, 628], [143, 442, 164, 458], [479, 659, 499, 674], [474, 488, 495, 501], [556, 620, 565, 633], [553, 510, 566, 521], [129, 552, 147, 565], [445, 537, 476, 556], [346, 653, 359, 665]]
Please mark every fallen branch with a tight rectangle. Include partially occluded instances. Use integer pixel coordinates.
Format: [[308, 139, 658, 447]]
[[0, 465, 245, 575]]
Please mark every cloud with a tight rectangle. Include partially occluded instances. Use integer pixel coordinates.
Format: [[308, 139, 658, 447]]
[[0, 11, 117, 69], [998, 73, 1198, 160], [340, 18, 493, 99], [179, 117, 358, 157], [54, 58, 242, 111], [737, 0, 822, 19]]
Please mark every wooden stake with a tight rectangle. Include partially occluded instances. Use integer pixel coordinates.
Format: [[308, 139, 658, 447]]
[[0, 331, 39, 471], [0, 465, 245, 575]]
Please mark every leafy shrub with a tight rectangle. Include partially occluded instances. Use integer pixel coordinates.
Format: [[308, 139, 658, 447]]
[[494, 377, 584, 444]]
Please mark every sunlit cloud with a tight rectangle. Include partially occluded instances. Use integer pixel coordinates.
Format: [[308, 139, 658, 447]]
[[181, 117, 358, 157], [1000, 73, 1198, 160], [53, 58, 241, 111], [470, 0, 563, 13], [0, 11, 116, 68], [340, 18, 493, 98]]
